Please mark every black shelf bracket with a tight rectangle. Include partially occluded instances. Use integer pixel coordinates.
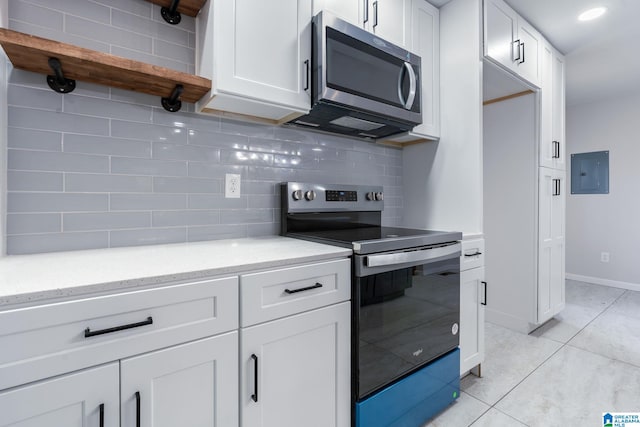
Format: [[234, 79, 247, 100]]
[[46, 57, 76, 93], [161, 0, 182, 25], [161, 84, 184, 112]]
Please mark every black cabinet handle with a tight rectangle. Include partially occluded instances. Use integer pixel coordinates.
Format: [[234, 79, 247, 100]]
[[512, 39, 521, 61], [364, 0, 369, 24], [84, 317, 153, 338], [251, 354, 259, 402], [373, 1, 379, 28], [99, 403, 104, 427], [284, 282, 323, 294], [464, 251, 483, 257], [304, 59, 310, 91], [552, 141, 560, 159], [481, 281, 487, 306], [553, 179, 561, 196], [135, 391, 141, 427], [519, 42, 525, 64]]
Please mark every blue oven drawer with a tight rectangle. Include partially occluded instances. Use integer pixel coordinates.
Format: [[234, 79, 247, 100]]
[[355, 348, 460, 427]]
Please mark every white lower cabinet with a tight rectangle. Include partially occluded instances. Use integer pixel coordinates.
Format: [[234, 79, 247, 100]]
[[460, 266, 485, 375], [121, 332, 238, 427], [0, 363, 119, 427], [240, 302, 350, 427]]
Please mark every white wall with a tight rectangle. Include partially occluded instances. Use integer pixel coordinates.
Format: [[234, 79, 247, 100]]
[[403, 0, 483, 236], [0, 0, 8, 256], [566, 91, 640, 289]]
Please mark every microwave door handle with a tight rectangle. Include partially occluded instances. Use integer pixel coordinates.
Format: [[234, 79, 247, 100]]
[[397, 62, 417, 110]]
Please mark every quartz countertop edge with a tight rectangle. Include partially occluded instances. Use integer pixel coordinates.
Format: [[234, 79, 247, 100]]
[[0, 236, 352, 308]]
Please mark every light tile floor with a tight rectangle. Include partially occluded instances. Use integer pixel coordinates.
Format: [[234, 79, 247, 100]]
[[424, 280, 640, 427]]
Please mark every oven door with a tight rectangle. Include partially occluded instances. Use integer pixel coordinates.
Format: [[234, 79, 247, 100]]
[[314, 12, 422, 125], [353, 242, 461, 401]]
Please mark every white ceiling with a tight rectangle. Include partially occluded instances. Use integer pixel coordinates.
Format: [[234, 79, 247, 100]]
[[435, 0, 640, 106]]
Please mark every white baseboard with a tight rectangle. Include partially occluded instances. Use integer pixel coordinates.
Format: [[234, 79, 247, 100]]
[[566, 273, 640, 292]]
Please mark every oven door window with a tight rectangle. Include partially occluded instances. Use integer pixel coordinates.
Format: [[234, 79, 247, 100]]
[[356, 260, 460, 400]]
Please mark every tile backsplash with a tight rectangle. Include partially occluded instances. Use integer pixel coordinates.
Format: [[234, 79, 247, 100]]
[[4, 0, 403, 255]]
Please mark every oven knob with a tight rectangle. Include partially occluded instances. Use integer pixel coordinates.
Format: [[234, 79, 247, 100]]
[[292, 190, 302, 201], [375, 192, 384, 201], [366, 192, 375, 201], [305, 190, 316, 201]]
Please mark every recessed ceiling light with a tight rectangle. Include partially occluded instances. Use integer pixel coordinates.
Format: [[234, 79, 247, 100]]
[[578, 7, 607, 21]]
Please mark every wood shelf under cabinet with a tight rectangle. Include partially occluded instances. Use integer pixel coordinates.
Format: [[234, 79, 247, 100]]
[[143, 0, 207, 17], [0, 28, 211, 106]]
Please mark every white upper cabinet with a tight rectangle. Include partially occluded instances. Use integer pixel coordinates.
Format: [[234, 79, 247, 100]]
[[552, 48, 566, 170], [313, 0, 363, 26], [540, 42, 566, 170], [484, 0, 541, 87], [197, 0, 312, 123]]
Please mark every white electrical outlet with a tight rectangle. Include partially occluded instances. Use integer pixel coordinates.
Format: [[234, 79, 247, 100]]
[[600, 252, 610, 263], [225, 173, 241, 198]]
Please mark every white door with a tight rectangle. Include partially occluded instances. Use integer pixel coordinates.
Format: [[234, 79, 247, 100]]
[[538, 168, 565, 323], [0, 363, 119, 427], [120, 332, 238, 427], [409, 0, 439, 139], [460, 267, 485, 375], [368, 0, 410, 48], [313, 0, 362, 26], [484, 0, 518, 72], [552, 49, 566, 170], [241, 302, 350, 427], [216, 0, 312, 111], [516, 19, 542, 87], [539, 41, 554, 169]]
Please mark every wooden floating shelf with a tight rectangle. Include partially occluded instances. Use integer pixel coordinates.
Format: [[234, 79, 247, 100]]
[[144, 0, 207, 18], [0, 28, 211, 107]]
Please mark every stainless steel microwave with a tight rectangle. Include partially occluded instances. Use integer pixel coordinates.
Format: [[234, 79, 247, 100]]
[[286, 12, 422, 140]]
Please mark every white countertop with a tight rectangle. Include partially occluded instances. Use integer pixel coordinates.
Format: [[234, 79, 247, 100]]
[[0, 237, 351, 307]]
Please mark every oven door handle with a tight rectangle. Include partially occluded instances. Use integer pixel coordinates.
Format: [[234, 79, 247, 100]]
[[364, 243, 461, 267]]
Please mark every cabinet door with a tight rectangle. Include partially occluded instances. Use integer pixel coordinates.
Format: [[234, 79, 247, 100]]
[[408, 0, 439, 139], [369, 0, 410, 48], [460, 267, 485, 375], [539, 41, 554, 168], [538, 168, 565, 324], [216, 0, 312, 112], [241, 302, 350, 427], [121, 332, 238, 427], [516, 19, 541, 87], [552, 49, 566, 170], [0, 363, 119, 427], [313, 0, 362, 26], [484, 0, 518, 72]]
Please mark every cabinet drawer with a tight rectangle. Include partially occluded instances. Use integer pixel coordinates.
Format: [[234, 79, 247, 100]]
[[0, 276, 238, 391], [461, 238, 485, 271], [240, 258, 350, 327]]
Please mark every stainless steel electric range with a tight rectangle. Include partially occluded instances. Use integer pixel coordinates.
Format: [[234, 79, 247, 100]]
[[281, 182, 462, 427]]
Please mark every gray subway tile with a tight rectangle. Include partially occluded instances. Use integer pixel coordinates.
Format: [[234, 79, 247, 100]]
[[8, 21, 110, 53], [10, 1, 64, 30], [153, 39, 194, 64], [153, 142, 219, 162], [68, 16, 151, 53], [220, 149, 274, 166], [66, 174, 153, 193], [110, 227, 186, 248], [219, 209, 273, 224], [7, 213, 62, 234], [220, 118, 275, 139], [247, 195, 278, 209], [152, 7, 196, 32], [8, 85, 62, 111], [153, 110, 221, 133], [152, 210, 220, 227], [64, 134, 151, 158], [154, 177, 221, 193], [64, 212, 151, 231], [8, 149, 109, 173], [7, 232, 109, 255], [23, 0, 111, 24], [247, 222, 280, 237], [110, 87, 160, 107], [187, 194, 247, 210], [188, 130, 246, 148], [273, 154, 317, 169], [8, 127, 62, 151], [91, 0, 152, 17], [9, 107, 110, 135], [110, 46, 189, 72], [188, 162, 247, 179], [69, 81, 111, 99], [111, 193, 186, 211], [111, 157, 187, 177], [8, 193, 109, 213], [187, 224, 246, 242], [112, 9, 189, 47], [64, 94, 153, 122], [111, 120, 188, 144], [8, 171, 64, 191], [244, 181, 277, 195]]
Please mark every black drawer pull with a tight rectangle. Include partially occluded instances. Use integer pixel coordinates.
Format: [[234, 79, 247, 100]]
[[135, 391, 141, 427], [251, 354, 259, 402], [284, 283, 323, 294], [84, 316, 153, 338], [99, 403, 104, 427], [464, 251, 483, 257]]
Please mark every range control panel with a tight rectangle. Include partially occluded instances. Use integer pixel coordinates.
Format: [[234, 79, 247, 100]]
[[282, 182, 384, 213]]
